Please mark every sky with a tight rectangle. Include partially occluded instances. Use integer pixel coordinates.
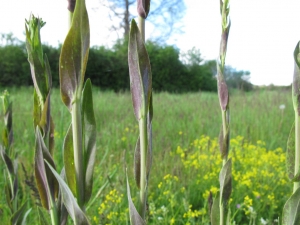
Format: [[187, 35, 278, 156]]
[[1, 0, 300, 86]]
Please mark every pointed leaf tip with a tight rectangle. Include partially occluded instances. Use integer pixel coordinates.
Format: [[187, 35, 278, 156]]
[[128, 19, 152, 121]]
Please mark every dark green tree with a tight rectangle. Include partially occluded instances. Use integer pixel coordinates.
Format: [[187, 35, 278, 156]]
[[0, 43, 31, 86], [182, 48, 217, 92], [225, 66, 252, 91]]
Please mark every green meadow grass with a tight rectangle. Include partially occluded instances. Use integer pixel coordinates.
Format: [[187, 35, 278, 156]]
[[0, 87, 293, 224]]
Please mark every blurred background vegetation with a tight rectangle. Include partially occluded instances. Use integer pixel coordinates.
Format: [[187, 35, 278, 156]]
[[0, 33, 254, 92]]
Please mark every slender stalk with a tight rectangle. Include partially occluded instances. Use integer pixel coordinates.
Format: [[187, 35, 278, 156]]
[[294, 114, 300, 192], [220, 206, 225, 225], [216, 1, 231, 224], [138, 112, 147, 218], [49, 195, 59, 225], [221, 110, 228, 165], [138, 17, 145, 42], [137, 10, 147, 220], [71, 92, 84, 207]]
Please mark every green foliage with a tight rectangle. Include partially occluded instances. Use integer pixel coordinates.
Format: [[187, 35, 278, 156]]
[[0, 44, 31, 87], [86, 43, 130, 91], [146, 42, 187, 92], [0, 35, 230, 93], [225, 66, 252, 92]]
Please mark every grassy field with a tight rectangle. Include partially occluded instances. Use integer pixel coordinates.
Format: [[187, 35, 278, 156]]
[[0, 87, 294, 224]]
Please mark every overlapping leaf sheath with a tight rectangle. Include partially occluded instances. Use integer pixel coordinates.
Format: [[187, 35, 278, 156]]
[[127, 17, 153, 224], [59, 0, 96, 220], [282, 41, 300, 224], [211, 1, 232, 224]]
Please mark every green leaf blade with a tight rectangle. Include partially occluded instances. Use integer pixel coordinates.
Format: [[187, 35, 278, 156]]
[[286, 122, 300, 182], [217, 63, 229, 111], [39, 93, 51, 137], [211, 192, 220, 225], [63, 124, 77, 196], [0, 146, 14, 175], [134, 136, 141, 189], [219, 158, 232, 206], [35, 128, 58, 209], [82, 79, 96, 203], [59, 0, 90, 111], [128, 19, 152, 121], [35, 128, 50, 210], [293, 41, 300, 115]]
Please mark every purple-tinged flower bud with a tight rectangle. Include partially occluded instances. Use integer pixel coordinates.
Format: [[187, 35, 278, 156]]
[[67, 0, 76, 12], [137, 0, 150, 19]]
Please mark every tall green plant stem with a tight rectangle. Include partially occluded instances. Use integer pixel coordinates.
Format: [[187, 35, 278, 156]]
[[220, 203, 225, 225], [72, 92, 84, 207], [49, 194, 59, 225], [138, 14, 147, 219], [138, 17, 145, 42], [138, 112, 147, 218], [294, 114, 300, 193], [221, 110, 228, 165]]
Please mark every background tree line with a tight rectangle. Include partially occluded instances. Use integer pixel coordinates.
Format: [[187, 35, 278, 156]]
[[0, 33, 253, 92]]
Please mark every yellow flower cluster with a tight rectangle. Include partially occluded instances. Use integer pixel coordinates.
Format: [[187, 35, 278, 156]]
[[92, 135, 289, 224], [95, 189, 127, 224], [171, 135, 290, 223], [183, 205, 206, 219]]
